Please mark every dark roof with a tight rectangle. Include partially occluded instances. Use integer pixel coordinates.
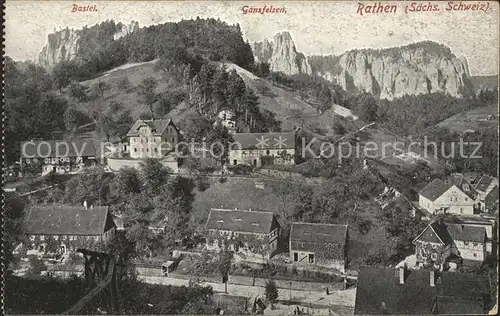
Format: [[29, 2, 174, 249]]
[[354, 266, 490, 315], [290, 222, 347, 244], [437, 272, 490, 301], [419, 179, 449, 201], [476, 175, 495, 192], [485, 186, 499, 210], [414, 222, 452, 245], [354, 266, 436, 314], [126, 119, 178, 137], [20, 140, 96, 158], [26, 205, 110, 236], [446, 173, 477, 198], [415, 219, 487, 245], [205, 209, 275, 234], [446, 223, 486, 243], [429, 221, 454, 245], [420, 174, 477, 201], [231, 132, 295, 150]]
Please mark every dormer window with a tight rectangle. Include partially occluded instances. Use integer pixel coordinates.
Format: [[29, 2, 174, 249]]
[[217, 220, 224, 223], [234, 218, 242, 221], [251, 222, 259, 226]]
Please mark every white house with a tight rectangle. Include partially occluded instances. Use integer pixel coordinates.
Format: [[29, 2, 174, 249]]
[[419, 175, 477, 215], [229, 132, 295, 167], [126, 119, 180, 159]]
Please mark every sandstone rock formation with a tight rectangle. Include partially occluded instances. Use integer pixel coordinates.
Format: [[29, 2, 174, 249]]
[[252, 32, 311, 76], [254, 32, 474, 100], [114, 21, 140, 40], [308, 43, 473, 99], [38, 21, 139, 69], [38, 28, 80, 69]]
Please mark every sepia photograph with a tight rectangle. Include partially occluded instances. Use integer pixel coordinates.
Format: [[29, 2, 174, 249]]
[[2, 0, 499, 315]]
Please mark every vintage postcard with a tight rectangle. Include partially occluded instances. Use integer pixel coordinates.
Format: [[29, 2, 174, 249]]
[[3, 0, 499, 315]]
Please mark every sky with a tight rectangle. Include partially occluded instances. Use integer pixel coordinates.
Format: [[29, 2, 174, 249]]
[[5, 0, 499, 76]]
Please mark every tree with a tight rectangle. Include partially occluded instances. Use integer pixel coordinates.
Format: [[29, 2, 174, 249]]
[[354, 92, 378, 122], [69, 82, 89, 101], [139, 158, 171, 194], [218, 251, 233, 293], [117, 77, 133, 93], [52, 61, 73, 91], [101, 101, 134, 141], [3, 196, 26, 270], [265, 279, 279, 305], [138, 77, 159, 119]]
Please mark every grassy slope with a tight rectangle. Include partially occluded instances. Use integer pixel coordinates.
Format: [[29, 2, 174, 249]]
[[76, 59, 166, 119], [437, 105, 497, 133]]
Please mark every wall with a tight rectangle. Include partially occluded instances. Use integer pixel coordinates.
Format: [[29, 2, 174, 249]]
[[415, 240, 450, 263], [289, 249, 345, 273], [419, 195, 434, 211], [453, 240, 485, 262], [107, 158, 178, 173]]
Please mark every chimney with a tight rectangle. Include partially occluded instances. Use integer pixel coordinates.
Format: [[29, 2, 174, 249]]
[[399, 266, 405, 285], [430, 270, 436, 287], [83, 200, 88, 210]]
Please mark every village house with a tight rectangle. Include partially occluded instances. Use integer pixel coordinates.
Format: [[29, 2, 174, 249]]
[[24, 204, 116, 258], [418, 174, 477, 215], [413, 218, 489, 268], [126, 118, 180, 159], [229, 132, 295, 167], [205, 208, 281, 262], [289, 222, 348, 273], [354, 265, 491, 314], [20, 139, 97, 176], [474, 175, 499, 211]]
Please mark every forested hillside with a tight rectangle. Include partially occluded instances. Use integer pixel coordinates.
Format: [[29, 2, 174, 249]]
[[48, 19, 254, 84]]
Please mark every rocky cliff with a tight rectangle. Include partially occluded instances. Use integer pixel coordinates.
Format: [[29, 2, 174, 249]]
[[38, 21, 139, 69], [308, 41, 474, 99], [252, 32, 311, 76], [38, 28, 80, 69], [253, 33, 474, 99]]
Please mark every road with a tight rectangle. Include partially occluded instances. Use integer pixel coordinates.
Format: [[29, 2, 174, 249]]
[[137, 275, 356, 308]]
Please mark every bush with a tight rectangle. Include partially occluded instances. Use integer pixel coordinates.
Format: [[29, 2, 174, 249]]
[[228, 164, 253, 175], [265, 279, 279, 304], [333, 122, 346, 135], [27, 255, 47, 276]]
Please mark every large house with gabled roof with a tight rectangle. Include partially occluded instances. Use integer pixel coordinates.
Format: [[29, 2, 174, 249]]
[[205, 208, 281, 261], [25, 204, 116, 257], [418, 174, 477, 215], [127, 118, 180, 159], [289, 222, 348, 273], [228, 132, 295, 167]]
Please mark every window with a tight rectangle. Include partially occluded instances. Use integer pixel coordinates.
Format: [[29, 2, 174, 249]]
[[266, 150, 270, 155], [465, 198, 468, 201], [134, 148, 137, 152], [293, 252, 298, 262], [30, 235, 35, 241], [473, 253, 477, 258], [154, 148, 158, 153], [308, 254, 315, 264], [464, 241, 469, 245], [40, 236, 45, 241], [62, 235, 67, 240], [455, 197, 458, 202], [233, 160, 237, 165], [450, 197, 453, 202], [460, 208, 463, 214], [473, 243, 478, 247]]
